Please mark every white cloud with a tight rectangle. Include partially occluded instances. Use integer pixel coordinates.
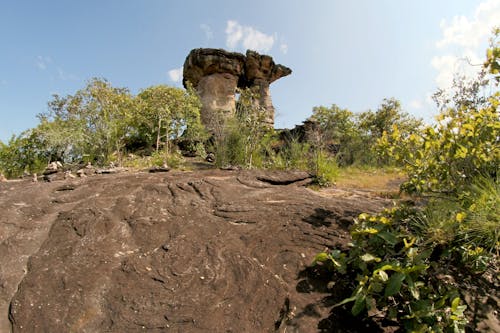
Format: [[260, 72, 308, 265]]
[[56, 67, 78, 81], [200, 24, 213, 41], [432, 0, 500, 89], [436, 0, 500, 49], [431, 55, 460, 89], [225, 20, 274, 53], [36, 56, 51, 70], [408, 99, 423, 110], [35, 56, 77, 81], [225, 20, 245, 49], [168, 66, 183, 83], [280, 43, 288, 55]]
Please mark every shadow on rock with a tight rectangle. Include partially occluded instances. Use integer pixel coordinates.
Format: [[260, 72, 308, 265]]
[[291, 265, 391, 333], [302, 208, 337, 228]]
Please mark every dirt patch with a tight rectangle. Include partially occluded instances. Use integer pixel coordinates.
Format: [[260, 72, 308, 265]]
[[0, 169, 394, 332]]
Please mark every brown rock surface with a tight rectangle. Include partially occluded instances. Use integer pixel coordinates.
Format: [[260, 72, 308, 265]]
[[1, 170, 388, 333], [183, 48, 291, 130], [0, 170, 497, 332]]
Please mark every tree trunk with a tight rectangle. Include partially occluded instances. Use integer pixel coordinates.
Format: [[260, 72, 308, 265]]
[[156, 118, 162, 152]]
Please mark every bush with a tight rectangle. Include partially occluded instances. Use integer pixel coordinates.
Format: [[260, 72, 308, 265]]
[[313, 31, 499, 331], [314, 207, 468, 332], [312, 150, 339, 186]]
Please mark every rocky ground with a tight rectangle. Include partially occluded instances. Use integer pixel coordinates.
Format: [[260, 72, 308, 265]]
[[0, 169, 397, 333], [1, 169, 496, 332]]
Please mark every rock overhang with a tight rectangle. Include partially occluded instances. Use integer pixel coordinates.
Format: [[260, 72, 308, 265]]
[[182, 48, 292, 129]]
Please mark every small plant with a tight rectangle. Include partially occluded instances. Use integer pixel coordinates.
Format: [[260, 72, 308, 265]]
[[313, 208, 468, 332], [312, 150, 338, 186], [458, 245, 493, 273]]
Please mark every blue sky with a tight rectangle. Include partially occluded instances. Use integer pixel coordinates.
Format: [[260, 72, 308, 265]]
[[1, 0, 499, 142]]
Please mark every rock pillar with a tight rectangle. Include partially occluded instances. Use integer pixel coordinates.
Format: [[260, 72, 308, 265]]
[[183, 48, 291, 131]]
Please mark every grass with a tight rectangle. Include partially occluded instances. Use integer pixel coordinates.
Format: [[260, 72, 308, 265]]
[[335, 166, 405, 193]]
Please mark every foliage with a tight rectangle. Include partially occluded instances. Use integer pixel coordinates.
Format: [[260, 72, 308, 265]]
[[457, 176, 499, 254], [0, 78, 207, 175], [38, 78, 136, 164], [271, 138, 310, 170], [0, 130, 47, 177], [211, 116, 245, 168], [314, 207, 468, 332], [311, 149, 339, 186], [211, 88, 272, 168], [484, 27, 500, 83], [309, 104, 362, 165], [135, 83, 205, 153], [378, 92, 499, 197], [379, 32, 499, 196], [312, 30, 499, 332], [359, 98, 423, 166], [309, 99, 422, 166]]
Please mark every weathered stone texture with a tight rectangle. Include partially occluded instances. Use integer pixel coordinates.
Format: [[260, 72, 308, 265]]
[[183, 48, 291, 130]]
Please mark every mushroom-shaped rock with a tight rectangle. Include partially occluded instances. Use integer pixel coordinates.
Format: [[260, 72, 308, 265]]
[[183, 48, 291, 131], [183, 49, 246, 88], [244, 50, 292, 84], [243, 50, 292, 126], [183, 49, 245, 129]]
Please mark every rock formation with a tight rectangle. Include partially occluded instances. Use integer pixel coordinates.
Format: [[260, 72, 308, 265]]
[[183, 48, 291, 130]]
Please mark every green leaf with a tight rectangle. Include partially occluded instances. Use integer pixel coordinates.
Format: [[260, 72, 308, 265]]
[[377, 264, 401, 272], [333, 295, 357, 308], [351, 294, 366, 316], [377, 231, 398, 245], [451, 297, 460, 312], [384, 272, 405, 297], [402, 265, 428, 274], [313, 252, 329, 263], [370, 282, 384, 293], [406, 275, 420, 300], [378, 270, 389, 282], [360, 253, 381, 263]]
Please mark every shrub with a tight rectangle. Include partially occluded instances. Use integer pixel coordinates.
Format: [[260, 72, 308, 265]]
[[313, 207, 468, 332]]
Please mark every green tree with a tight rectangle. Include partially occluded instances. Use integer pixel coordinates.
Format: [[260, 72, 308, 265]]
[[39, 78, 136, 164], [135, 84, 205, 153], [379, 92, 499, 195], [309, 104, 362, 165], [307, 99, 421, 166], [235, 87, 271, 168], [0, 130, 47, 178], [359, 98, 422, 140], [484, 27, 500, 83]]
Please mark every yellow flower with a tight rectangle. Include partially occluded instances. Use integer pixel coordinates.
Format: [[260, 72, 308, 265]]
[[456, 212, 466, 223]]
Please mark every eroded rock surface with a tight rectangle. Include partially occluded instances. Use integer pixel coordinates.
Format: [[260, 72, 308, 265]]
[[183, 48, 292, 130], [1, 170, 387, 333], [1, 170, 497, 332]]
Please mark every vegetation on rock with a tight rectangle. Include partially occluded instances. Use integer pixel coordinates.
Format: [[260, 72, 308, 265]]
[[313, 29, 499, 332]]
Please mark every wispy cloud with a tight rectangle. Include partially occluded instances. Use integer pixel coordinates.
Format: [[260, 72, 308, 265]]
[[35, 56, 78, 81], [168, 66, 183, 83], [225, 20, 274, 53], [431, 0, 500, 89], [280, 43, 288, 55], [200, 23, 213, 42], [56, 67, 78, 81], [408, 99, 423, 110], [36, 55, 52, 70]]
